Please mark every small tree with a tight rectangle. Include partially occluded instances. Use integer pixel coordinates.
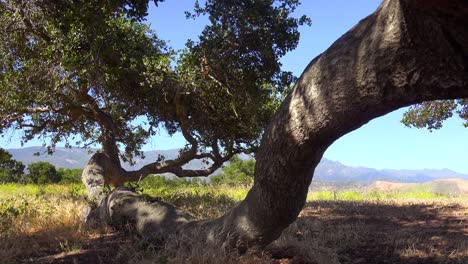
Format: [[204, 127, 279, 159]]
[[27, 162, 61, 184], [211, 155, 255, 187], [0, 148, 25, 183]]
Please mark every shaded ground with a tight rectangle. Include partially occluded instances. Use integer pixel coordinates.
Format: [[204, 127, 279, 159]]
[[28, 231, 132, 264], [293, 200, 468, 264], [19, 199, 467, 264]]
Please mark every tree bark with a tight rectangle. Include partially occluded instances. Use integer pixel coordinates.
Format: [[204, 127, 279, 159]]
[[82, 0, 468, 251]]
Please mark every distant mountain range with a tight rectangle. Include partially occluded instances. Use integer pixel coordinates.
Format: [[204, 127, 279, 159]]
[[6, 146, 468, 183], [314, 159, 468, 183], [7, 146, 205, 171]]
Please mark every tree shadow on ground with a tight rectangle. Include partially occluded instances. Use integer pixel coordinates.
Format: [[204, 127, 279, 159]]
[[18, 228, 131, 264], [20, 199, 467, 264], [292, 200, 467, 264], [20, 191, 241, 264]]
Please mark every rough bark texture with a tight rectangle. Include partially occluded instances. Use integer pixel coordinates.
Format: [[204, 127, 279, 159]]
[[83, 0, 468, 251]]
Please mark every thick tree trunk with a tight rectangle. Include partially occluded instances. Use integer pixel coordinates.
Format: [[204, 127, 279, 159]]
[[83, 0, 468, 251]]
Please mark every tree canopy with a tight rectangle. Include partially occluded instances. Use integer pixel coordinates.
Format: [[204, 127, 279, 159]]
[[0, 0, 309, 177], [0, 0, 172, 162], [402, 100, 468, 131], [57, 168, 83, 183]]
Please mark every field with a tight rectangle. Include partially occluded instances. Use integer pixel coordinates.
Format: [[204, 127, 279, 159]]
[[0, 181, 467, 264]]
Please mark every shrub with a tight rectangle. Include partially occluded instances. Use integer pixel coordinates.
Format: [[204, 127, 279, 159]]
[[57, 168, 83, 183], [27, 162, 61, 184]]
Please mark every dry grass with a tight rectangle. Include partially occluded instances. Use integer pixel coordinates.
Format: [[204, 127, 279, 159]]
[[0, 185, 466, 264], [0, 194, 99, 263], [295, 199, 468, 263]]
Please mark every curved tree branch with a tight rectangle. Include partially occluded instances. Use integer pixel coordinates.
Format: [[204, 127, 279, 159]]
[[207, 0, 468, 250], [76, 92, 121, 164], [118, 147, 237, 183]]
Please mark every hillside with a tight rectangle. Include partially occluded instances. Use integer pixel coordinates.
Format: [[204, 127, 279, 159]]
[[313, 159, 468, 183], [7, 146, 468, 183], [369, 178, 468, 195], [7, 147, 206, 171]]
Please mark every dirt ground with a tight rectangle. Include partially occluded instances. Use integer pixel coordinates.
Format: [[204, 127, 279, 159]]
[[296, 200, 467, 264], [21, 199, 468, 264]]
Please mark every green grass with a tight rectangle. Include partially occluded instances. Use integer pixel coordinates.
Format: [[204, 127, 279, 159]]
[[140, 182, 248, 202], [0, 179, 465, 225], [1, 180, 463, 223], [0, 183, 87, 199], [135, 177, 249, 218], [1, 180, 464, 204], [0, 179, 250, 220]]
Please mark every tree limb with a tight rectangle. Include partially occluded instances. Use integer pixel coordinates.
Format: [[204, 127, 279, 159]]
[[168, 166, 221, 178], [174, 90, 198, 157], [17, 1, 52, 44]]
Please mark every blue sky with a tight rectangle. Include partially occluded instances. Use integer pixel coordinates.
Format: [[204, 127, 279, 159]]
[[2, 1, 468, 174]]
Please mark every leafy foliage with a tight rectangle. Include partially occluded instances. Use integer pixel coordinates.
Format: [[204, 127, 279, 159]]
[[211, 155, 255, 187], [57, 168, 83, 183], [0, 0, 174, 162], [402, 99, 468, 131], [27, 162, 61, 184], [178, 0, 311, 152], [0, 0, 309, 177], [0, 148, 25, 183]]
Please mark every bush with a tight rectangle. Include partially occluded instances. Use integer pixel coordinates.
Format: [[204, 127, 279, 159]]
[[27, 162, 61, 184], [57, 168, 83, 183], [0, 168, 16, 183]]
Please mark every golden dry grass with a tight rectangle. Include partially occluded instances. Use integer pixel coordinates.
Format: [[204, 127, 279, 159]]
[[0, 185, 466, 264], [0, 194, 97, 263]]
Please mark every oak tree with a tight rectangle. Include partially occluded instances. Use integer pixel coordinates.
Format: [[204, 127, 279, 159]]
[[91, 0, 466, 251], [1, 0, 467, 254]]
